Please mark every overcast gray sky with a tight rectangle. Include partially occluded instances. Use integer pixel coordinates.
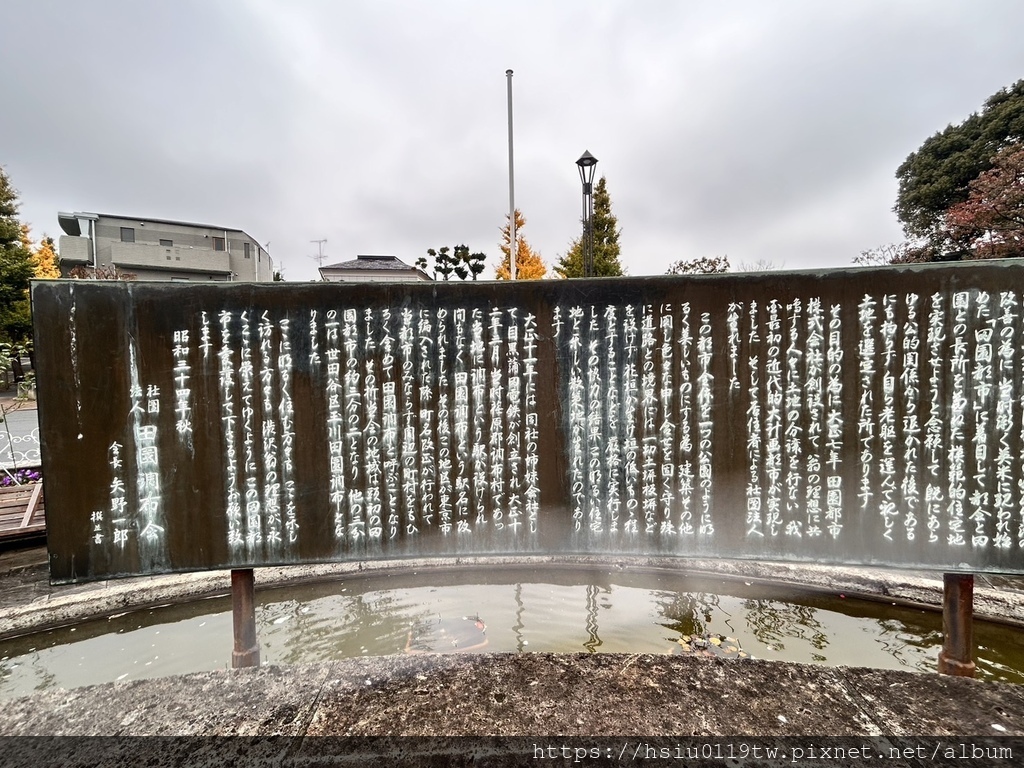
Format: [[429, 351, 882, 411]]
[[3, 0, 1024, 281]]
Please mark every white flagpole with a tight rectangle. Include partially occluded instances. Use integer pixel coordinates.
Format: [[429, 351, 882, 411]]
[[506, 69, 516, 280]]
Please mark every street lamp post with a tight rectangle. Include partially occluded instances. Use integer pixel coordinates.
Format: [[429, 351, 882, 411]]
[[576, 151, 598, 277]]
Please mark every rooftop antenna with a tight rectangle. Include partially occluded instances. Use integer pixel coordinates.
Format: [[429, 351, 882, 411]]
[[309, 239, 328, 267]]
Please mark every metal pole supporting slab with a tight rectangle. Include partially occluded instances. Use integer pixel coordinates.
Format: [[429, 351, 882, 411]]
[[937, 572, 975, 678], [231, 568, 260, 669]]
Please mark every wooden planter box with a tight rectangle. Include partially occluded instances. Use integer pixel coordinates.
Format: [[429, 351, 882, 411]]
[[0, 482, 45, 543]]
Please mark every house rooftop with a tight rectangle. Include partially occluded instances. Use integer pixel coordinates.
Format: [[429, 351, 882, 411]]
[[321, 255, 419, 271]]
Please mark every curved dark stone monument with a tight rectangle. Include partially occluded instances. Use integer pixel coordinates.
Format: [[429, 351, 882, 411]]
[[31, 261, 1024, 585]]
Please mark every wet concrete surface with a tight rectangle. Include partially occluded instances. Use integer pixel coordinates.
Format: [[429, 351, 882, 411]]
[[1, 544, 1023, 744]]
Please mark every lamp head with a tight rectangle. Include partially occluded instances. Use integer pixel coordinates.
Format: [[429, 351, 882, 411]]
[[576, 150, 598, 188]]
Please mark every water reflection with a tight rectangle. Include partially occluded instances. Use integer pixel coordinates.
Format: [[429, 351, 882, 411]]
[[873, 618, 942, 671], [583, 584, 602, 653], [741, 599, 830, 652], [655, 591, 724, 637], [1, 567, 1022, 699], [406, 615, 488, 653], [261, 590, 416, 665], [513, 583, 525, 652]]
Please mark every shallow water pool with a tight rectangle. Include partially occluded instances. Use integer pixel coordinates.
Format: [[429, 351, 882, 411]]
[[1, 565, 1021, 699]]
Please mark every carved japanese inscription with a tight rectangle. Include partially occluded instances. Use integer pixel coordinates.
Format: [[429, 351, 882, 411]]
[[33, 262, 1024, 583]]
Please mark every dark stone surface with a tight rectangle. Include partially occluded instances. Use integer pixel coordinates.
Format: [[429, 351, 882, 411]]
[[32, 266, 1024, 583]]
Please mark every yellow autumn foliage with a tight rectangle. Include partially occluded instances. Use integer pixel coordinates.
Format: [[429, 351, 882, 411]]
[[33, 236, 60, 279], [496, 209, 546, 280]]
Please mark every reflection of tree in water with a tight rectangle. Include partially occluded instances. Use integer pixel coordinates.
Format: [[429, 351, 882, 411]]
[[260, 589, 426, 665], [0, 650, 58, 697], [30, 652, 57, 693], [874, 618, 940, 671], [654, 592, 724, 638], [513, 583, 526, 653], [742, 600, 828, 652], [583, 584, 602, 653]]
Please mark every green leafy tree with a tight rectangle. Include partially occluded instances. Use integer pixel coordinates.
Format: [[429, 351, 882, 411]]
[[895, 79, 1024, 253], [417, 245, 486, 281], [418, 247, 453, 280], [496, 209, 546, 280], [466, 248, 486, 280], [666, 255, 730, 275], [555, 176, 625, 277], [0, 168, 35, 344], [454, 244, 486, 280]]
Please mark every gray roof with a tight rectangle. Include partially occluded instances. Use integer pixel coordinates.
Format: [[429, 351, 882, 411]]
[[321, 255, 418, 271]]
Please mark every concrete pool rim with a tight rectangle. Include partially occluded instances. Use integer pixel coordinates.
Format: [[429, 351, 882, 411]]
[[3, 551, 1024, 642]]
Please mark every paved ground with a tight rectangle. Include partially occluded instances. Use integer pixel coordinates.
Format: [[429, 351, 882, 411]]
[[0, 655, 1021, 767]]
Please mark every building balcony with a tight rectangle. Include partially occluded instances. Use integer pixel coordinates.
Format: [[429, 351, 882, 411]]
[[110, 242, 231, 275]]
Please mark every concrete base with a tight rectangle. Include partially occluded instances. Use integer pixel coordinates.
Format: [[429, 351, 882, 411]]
[[2, 549, 1024, 752], [1, 653, 1022, 738], [3, 551, 1024, 641]]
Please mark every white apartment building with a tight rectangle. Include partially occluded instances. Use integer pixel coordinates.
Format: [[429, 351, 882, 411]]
[[57, 212, 274, 282]]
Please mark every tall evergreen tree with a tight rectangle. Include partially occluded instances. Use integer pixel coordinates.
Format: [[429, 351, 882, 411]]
[[0, 168, 35, 343], [496, 209, 546, 280], [555, 176, 625, 278]]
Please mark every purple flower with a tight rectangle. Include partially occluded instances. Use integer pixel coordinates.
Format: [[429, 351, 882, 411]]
[[1, 469, 42, 486]]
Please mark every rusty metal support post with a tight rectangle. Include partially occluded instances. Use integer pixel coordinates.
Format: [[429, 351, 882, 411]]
[[937, 572, 975, 678], [231, 568, 260, 669]]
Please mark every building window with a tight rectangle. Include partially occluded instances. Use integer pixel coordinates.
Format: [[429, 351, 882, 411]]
[[160, 239, 173, 247], [244, 242, 251, 259], [212, 236, 225, 251], [120, 227, 135, 243]]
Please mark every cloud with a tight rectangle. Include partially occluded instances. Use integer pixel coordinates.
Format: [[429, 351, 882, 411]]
[[3, 0, 1024, 280]]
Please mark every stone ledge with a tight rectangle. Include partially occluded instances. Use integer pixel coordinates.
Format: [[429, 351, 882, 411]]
[[1, 654, 1022, 738]]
